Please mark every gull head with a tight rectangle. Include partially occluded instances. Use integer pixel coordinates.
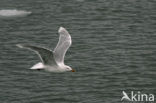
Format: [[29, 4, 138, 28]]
[[65, 65, 75, 72]]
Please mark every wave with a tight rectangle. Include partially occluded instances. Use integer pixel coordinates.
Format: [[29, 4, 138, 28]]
[[0, 9, 31, 17]]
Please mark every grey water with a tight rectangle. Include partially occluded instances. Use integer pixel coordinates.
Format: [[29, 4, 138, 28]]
[[0, 0, 156, 103]]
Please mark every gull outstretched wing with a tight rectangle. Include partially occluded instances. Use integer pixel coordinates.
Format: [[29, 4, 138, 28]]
[[54, 27, 72, 64], [17, 44, 57, 65]]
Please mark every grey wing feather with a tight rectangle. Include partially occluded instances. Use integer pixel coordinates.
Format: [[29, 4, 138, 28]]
[[54, 27, 72, 63], [17, 44, 57, 65]]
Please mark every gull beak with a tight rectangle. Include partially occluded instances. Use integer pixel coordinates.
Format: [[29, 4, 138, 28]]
[[71, 69, 75, 72]]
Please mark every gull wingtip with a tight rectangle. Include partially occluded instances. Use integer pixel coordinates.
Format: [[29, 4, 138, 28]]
[[16, 44, 23, 48], [58, 26, 66, 33]]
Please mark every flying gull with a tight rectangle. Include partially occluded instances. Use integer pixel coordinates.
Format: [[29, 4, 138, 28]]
[[16, 27, 75, 72]]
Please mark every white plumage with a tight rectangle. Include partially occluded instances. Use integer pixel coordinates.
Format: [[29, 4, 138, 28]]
[[17, 27, 75, 72]]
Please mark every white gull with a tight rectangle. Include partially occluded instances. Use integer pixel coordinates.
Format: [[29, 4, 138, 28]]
[[16, 27, 75, 72]]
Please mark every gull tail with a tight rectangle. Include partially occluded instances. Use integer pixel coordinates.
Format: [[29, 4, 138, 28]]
[[30, 62, 44, 70], [16, 44, 45, 70]]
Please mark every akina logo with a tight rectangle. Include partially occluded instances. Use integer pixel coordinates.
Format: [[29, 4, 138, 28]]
[[121, 91, 154, 102]]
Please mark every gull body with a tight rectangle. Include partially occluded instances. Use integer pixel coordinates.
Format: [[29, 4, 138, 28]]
[[17, 27, 75, 72]]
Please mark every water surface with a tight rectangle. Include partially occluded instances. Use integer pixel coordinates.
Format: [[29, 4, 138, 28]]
[[0, 0, 155, 103]]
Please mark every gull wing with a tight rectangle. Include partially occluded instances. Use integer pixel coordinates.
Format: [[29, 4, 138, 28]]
[[54, 27, 72, 64], [17, 44, 57, 65]]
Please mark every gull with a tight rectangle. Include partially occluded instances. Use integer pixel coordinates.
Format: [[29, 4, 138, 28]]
[[16, 27, 75, 72]]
